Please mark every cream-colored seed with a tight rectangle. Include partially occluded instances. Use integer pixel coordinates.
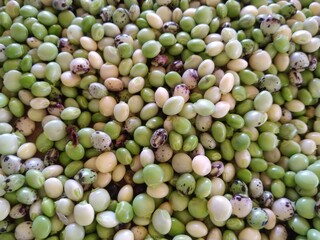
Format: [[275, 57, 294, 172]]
[[156, 6, 172, 22], [205, 41, 224, 57], [42, 165, 64, 178], [284, 99, 305, 112], [274, 53, 290, 72], [235, 149, 251, 168], [263, 208, 276, 230], [27, 108, 47, 122], [117, 184, 134, 202], [238, 228, 261, 240], [219, 73, 235, 94], [155, 87, 170, 108], [302, 37, 320, 53], [147, 183, 169, 198], [128, 95, 144, 113], [205, 33, 222, 44], [227, 59, 248, 72], [204, 86, 221, 104], [29, 98, 50, 109], [146, 12, 163, 29], [61, 71, 81, 87], [192, 155, 211, 176], [220, 93, 236, 110], [292, 30, 312, 45], [18, 90, 33, 106], [92, 172, 112, 188], [44, 177, 64, 199], [267, 104, 282, 122], [128, 77, 145, 94], [17, 143, 37, 159], [93, 122, 105, 131], [207, 196, 232, 222], [197, 59, 215, 77], [269, 224, 288, 240], [100, 64, 119, 79], [257, 5, 272, 14], [95, 151, 117, 173], [186, 221, 208, 238], [274, 25, 292, 40], [132, 49, 147, 64], [88, 51, 103, 70], [300, 139, 317, 155], [183, 8, 196, 17], [211, 101, 230, 119], [249, 50, 272, 71], [172, 153, 192, 173], [240, 5, 258, 16], [113, 101, 130, 122], [207, 228, 222, 240], [80, 36, 97, 51], [222, 163, 235, 183], [309, 2, 320, 16], [210, 177, 226, 196], [112, 164, 126, 182], [306, 132, 320, 145], [84, 157, 98, 171], [99, 96, 117, 117]]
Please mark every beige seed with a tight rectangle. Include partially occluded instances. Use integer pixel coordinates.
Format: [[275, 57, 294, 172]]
[[99, 96, 117, 117], [302, 37, 320, 53], [239, 228, 261, 240], [112, 164, 126, 182], [80, 36, 97, 51], [227, 59, 248, 72], [88, 51, 103, 70], [104, 77, 124, 91], [29, 98, 50, 110], [284, 99, 305, 112], [186, 221, 208, 238], [17, 143, 37, 159], [292, 30, 312, 45], [146, 12, 163, 29], [42, 165, 64, 178], [197, 59, 215, 77], [204, 86, 221, 104], [155, 87, 169, 108], [61, 71, 81, 87], [156, 6, 172, 23], [211, 101, 230, 119], [100, 64, 119, 79], [220, 93, 236, 110], [219, 73, 234, 94], [147, 183, 169, 198], [274, 53, 290, 72], [92, 172, 112, 188], [210, 178, 226, 196], [249, 50, 272, 71], [205, 41, 224, 57], [117, 185, 134, 202], [95, 151, 117, 173], [306, 132, 320, 145]]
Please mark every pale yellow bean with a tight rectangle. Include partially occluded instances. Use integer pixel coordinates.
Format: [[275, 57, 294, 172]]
[[99, 96, 117, 117], [92, 172, 112, 188], [249, 50, 272, 71], [27, 108, 47, 122], [80, 36, 97, 51], [61, 71, 81, 87], [95, 152, 117, 173], [238, 228, 261, 240], [146, 12, 163, 29], [235, 149, 251, 168], [154, 87, 169, 108], [117, 184, 134, 202], [112, 164, 126, 182], [29, 98, 50, 110], [267, 104, 282, 122], [197, 59, 215, 77], [100, 64, 119, 79], [222, 163, 235, 183], [42, 165, 64, 178], [211, 101, 230, 119], [88, 51, 104, 70], [204, 86, 221, 104], [205, 41, 224, 57], [227, 59, 248, 72], [220, 93, 236, 110], [186, 221, 208, 238], [292, 30, 312, 45], [113, 101, 129, 122], [17, 143, 37, 159], [219, 73, 234, 94], [284, 99, 305, 112], [210, 177, 226, 196], [147, 183, 169, 198], [306, 132, 320, 145], [274, 53, 290, 72]]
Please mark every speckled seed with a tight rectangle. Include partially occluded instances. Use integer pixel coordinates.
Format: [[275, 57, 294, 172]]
[[69, 57, 90, 75], [15, 221, 34, 240], [271, 198, 295, 221], [186, 221, 208, 238], [23, 157, 45, 171], [249, 178, 264, 198], [91, 131, 112, 151], [230, 194, 253, 218], [173, 84, 190, 102], [1, 155, 23, 175], [249, 50, 272, 71], [182, 69, 199, 89], [289, 52, 309, 70], [207, 195, 232, 222], [150, 128, 168, 148], [104, 77, 124, 91], [192, 155, 211, 176], [260, 15, 281, 35], [258, 74, 282, 93]]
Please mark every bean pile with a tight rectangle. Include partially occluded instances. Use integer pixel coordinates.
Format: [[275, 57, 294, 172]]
[[0, 0, 320, 239]]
